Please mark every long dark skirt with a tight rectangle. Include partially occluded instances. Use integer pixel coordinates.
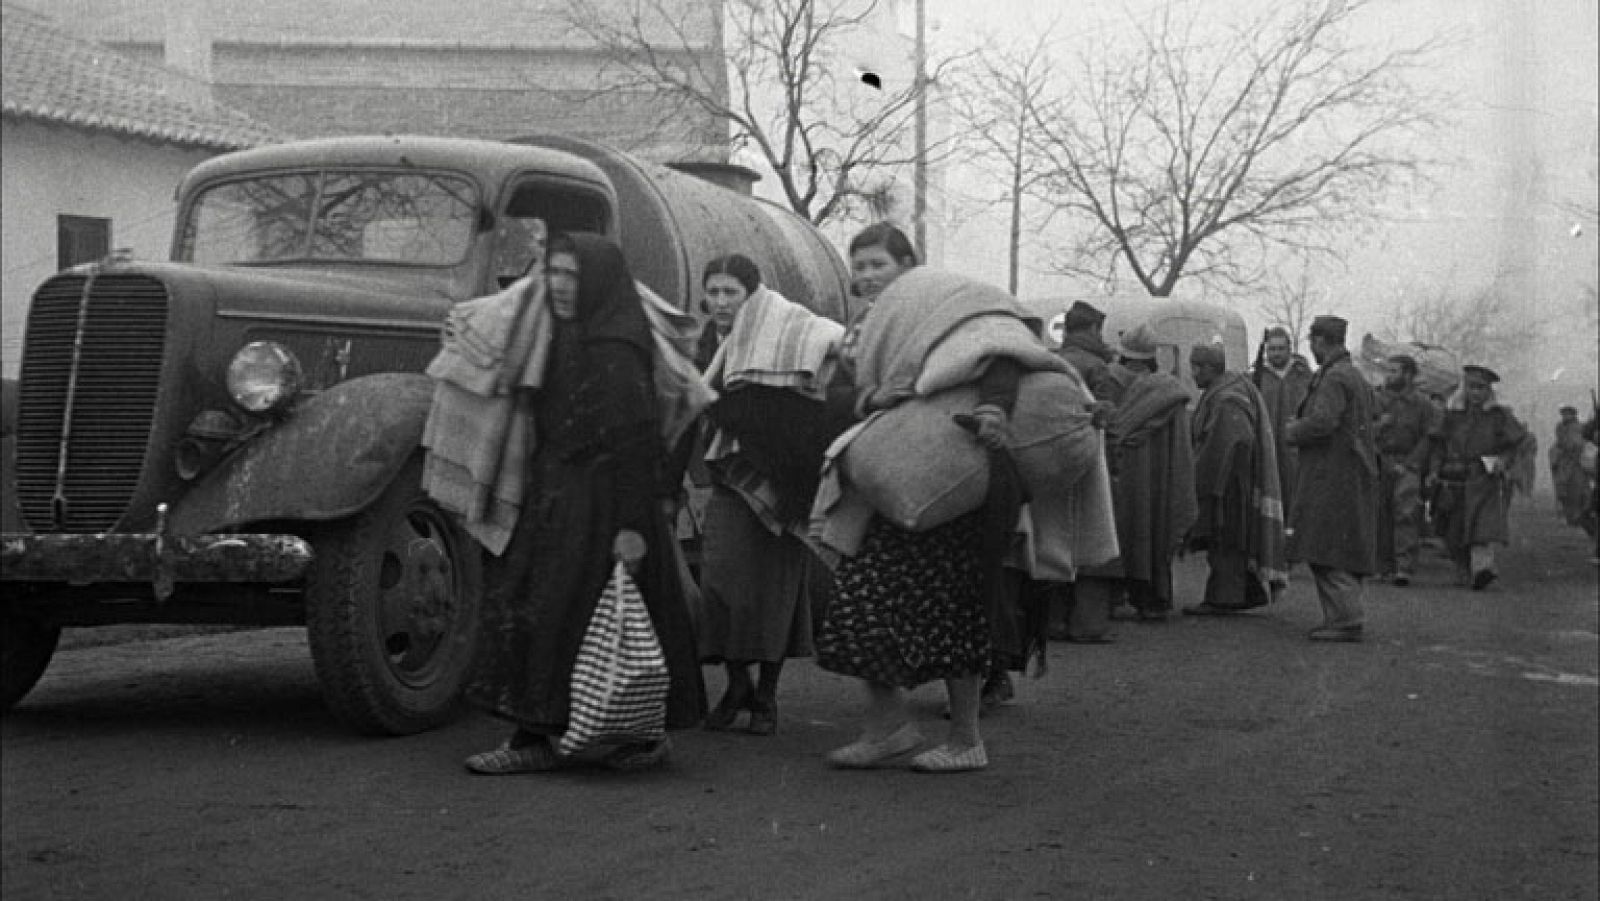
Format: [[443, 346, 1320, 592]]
[[465, 454, 706, 734], [815, 513, 990, 688], [697, 486, 815, 663]]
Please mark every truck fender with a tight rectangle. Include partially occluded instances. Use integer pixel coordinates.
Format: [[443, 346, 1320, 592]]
[[168, 372, 435, 534]]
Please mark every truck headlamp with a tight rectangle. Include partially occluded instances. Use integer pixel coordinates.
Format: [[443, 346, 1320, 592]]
[[227, 341, 303, 414]]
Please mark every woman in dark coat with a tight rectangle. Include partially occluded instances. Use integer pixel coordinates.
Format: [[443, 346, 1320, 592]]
[[464, 232, 705, 773]]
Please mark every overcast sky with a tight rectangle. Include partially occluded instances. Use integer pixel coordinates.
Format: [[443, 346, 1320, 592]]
[[917, 0, 1598, 386]]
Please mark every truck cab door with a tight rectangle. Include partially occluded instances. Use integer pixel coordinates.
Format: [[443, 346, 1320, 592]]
[[493, 177, 614, 289]]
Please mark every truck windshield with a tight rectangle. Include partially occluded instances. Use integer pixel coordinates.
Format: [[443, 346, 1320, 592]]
[[181, 170, 479, 266]]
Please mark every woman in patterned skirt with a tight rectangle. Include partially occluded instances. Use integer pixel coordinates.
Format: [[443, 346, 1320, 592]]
[[814, 223, 1038, 774]]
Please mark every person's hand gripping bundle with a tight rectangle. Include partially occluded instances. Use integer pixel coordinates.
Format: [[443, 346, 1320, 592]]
[[953, 403, 1010, 451]]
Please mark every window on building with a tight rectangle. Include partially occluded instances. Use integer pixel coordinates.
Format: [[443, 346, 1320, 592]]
[[57, 215, 111, 270]]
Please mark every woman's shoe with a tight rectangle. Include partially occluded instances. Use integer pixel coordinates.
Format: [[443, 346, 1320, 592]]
[[464, 739, 559, 775], [704, 682, 753, 731], [604, 738, 673, 772], [704, 699, 746, 731], [979, 672, 1014, 711], [825, 723, 924, 769], [1307, 625, 1364, 643], [746, 697, 778, 736], [909, 742, 988, 773], [1109, 603, 1141, 622]]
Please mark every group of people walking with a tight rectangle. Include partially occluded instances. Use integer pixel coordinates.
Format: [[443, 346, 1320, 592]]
[[1054, 308, 1373, 643], [421, 219, 1562, 779]]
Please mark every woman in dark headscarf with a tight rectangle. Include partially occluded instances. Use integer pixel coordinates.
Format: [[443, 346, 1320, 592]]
[[464, 232, 705, 774]]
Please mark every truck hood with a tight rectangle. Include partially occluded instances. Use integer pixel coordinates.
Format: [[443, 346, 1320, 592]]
[[108, 261, 460, 322]]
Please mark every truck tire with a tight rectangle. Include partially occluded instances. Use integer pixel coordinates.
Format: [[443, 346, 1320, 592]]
[[304, 455, 482, 735], [1, 612, 60, 712]]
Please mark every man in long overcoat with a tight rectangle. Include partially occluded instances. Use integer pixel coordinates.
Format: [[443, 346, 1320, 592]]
[[1084, 324, 1197, 624], [1186, 344, 1287, 615], [1417, 365, 1528, 589], [1285, 315, 1378, 642], [1252, 326, 1313, 520]]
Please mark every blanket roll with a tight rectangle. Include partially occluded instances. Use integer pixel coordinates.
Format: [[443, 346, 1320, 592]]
[[837, 371, 1100, 535], [1009, 370, 1100, 497], [841, 386, 991, 532]]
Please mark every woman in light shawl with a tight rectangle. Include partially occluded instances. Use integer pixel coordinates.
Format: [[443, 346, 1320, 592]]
[[695, 254, 847, 735]]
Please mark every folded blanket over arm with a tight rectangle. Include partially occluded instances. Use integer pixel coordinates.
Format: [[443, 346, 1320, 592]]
[[702, 286, 844, 398], [421, 276, 714, 555]]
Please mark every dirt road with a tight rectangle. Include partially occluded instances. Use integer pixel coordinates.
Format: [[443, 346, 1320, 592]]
[[3, 497, 1596, 900]]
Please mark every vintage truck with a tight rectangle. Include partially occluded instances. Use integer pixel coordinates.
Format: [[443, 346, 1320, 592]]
[[0, 134, 850, 734]]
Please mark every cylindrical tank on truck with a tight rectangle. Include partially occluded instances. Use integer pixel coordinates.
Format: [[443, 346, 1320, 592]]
[[0, 133, 849, 735]]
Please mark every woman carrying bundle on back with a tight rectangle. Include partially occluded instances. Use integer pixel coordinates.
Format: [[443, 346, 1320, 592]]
[[811, 223, 1114, 774]]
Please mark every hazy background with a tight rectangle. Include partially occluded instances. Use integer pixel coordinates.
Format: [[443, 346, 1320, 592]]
[[922, 0, 1597, 441]]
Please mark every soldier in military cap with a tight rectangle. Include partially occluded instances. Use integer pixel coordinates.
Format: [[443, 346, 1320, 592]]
[[1055, 300, 1122, 404], [1284, 315, 1378, 641], [1416, 364, 1528, 588]]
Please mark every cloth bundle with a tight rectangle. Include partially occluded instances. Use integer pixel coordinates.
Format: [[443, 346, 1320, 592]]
[[422, 276, 714, 555], [812, 267, 1119, 579], [558, 562, 671, 756], [701, 285, 843, 399], [841, 386, 990, 532], [422, 276, 549, 554], [840, 370, 1102, 534]]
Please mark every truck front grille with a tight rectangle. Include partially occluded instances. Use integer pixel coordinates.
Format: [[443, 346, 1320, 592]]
[[15, 273, 169, 533]]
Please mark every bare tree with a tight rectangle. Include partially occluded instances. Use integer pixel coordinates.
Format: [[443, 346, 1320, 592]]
[[1029, 0, 1448, 297], [563, 0, 955, 226], [1381, 281, 1541, 371], [947, 28, 1059, 295], [1253, 254, 1323, 353]]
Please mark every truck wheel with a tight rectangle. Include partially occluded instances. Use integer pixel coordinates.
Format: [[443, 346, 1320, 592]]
[[1, 612, 60, 712], [305, 456, 482, 735]]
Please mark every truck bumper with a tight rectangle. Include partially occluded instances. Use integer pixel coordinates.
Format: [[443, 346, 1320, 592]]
[[1, 532, 314, 599]]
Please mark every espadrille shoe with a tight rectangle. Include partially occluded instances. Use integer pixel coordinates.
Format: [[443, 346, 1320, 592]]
[[909, 742, 988, 773], [464, 740, 559, 775], [825, 723, 924, 769]]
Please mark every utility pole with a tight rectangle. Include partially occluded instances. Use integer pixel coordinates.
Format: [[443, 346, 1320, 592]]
[[913, 0, 927, 256]]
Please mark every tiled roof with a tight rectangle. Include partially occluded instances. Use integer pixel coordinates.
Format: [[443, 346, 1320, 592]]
[[1, 4, 283, 150]]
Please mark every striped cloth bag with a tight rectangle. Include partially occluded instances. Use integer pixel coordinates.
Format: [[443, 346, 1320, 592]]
[[557, 562, 671, 756]]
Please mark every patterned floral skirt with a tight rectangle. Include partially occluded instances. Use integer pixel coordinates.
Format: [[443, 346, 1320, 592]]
[[815, 512, 991, 688]]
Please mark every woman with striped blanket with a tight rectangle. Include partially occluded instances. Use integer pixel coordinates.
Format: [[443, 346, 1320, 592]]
[[696, 254, 847, 736]]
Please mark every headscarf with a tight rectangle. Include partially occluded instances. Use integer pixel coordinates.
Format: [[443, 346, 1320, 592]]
[[540, 233, 659, 456], [554, 233, 654, 358]]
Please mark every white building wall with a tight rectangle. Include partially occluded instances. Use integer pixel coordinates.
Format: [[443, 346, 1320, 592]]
[[0, 123, 213, 376]]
